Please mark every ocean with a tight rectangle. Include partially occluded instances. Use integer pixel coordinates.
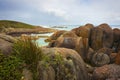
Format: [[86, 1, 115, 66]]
[[36, 25, 120, 46]]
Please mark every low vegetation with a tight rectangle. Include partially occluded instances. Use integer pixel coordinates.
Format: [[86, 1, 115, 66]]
[[0, 52, 23, 80], [0, 20, 36, 29]]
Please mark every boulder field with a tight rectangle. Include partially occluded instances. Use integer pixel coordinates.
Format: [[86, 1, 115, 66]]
[[46, 23, 120, 80], [0, 23, 120, 80]]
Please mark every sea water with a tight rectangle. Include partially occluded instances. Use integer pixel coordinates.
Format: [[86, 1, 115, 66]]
[[37, 25, 120, 46]]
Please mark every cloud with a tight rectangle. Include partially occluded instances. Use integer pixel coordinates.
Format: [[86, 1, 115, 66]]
[[0, 0, 120, 25]]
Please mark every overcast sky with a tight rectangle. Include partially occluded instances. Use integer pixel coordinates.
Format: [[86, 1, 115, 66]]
[[0, 0, 120, 25]]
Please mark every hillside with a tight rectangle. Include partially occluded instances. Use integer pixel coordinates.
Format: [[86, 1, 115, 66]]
[[0, 20, 36, 29]]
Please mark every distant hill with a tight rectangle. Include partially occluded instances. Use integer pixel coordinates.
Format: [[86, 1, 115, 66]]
[[0, 20, 36, 29]]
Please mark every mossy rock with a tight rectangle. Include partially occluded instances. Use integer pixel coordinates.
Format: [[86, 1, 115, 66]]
[[38, 48, 89, 80]]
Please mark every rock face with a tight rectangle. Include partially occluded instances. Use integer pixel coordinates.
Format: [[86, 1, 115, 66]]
[[89, 27, 104, 51], [112, 28, 120, 52], [37, 48, 89, 80], [71, 23, 94, 38], [92, 52, 110, 67], [0, 34, 16, 55], [98, 24, 113, 48], [92, 64, 120, 80]]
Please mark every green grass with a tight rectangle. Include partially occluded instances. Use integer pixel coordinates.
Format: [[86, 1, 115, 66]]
[[0, 20, 36, 29], [12, 38, 43, 80]]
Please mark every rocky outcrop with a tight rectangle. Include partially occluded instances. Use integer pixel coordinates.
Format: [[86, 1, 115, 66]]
[[0, 34, 16, 55], [71, 23, 94, 38], [38, 48, 89, 80], [89, 27, 104, 51], [92, 52, 110, 67], [98, 24, 113, 48], [92, 64, 120, 80], [45, 30, 66, 42], [112, 28, 120, 52]]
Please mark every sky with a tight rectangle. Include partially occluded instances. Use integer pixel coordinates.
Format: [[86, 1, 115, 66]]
[[0, 0, 120, 25]]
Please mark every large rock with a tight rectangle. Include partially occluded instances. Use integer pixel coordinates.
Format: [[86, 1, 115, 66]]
[[50, 36, 89, 61], [45, 30, 66, 42], [112, 28, 120, 52], [86, 48, 95, 63], [47, 31, 77, 47], [75, 37, 89, 61], [92, 64, 120, 80], [113, 28, 120, 42], [37, 48, 89, 80], [115, 51, 120, 65], [91, 52, 110, 67], [89, 27, 104, 51], [71, 23, 94, 38], [98, 23, 113, 48], [0, 34, 16, 55]]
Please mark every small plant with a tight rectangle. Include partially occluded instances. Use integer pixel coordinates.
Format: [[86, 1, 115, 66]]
[[12, 38, 43, 80], [0, 53, 23, 80]]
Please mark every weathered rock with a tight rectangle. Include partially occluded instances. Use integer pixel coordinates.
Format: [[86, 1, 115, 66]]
[[97, 48, 113, 55], [61, 31, 78, 37], [115, 51, 120, 65], [84, 23, 94, 29], [92, 52, 110, 67], [86, 48, 95, 63], [38, 48, 89, 80], [45, 30, 66, 42], [71, 24, 94, 38], [98, 23, 113, 48], [113, 28, 120, 42], [112, 28, 120, 52], [47, 31, 77, 48], [22, 68, 33, 80], [92, 64, 120, 80], [110, 53, 117, 63], [96, 48, 115, 63], [0, 34, 16, 55], [89, 27, 104, 51], [55, 37, 77, 49], [75, 37, 89, 61], [37, 62, 55, 80], [53, 36, 89, 61]]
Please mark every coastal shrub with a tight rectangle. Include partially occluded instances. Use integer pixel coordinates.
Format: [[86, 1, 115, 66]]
[[0, 53, 23, 80], [12, 38, 43, 80]]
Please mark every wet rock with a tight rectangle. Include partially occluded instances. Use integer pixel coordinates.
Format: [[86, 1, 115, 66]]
[[39, 48, 89, 80], [92, 64, 120, 80], [89, 27, 104, 51], [98, 23, 113, 48]]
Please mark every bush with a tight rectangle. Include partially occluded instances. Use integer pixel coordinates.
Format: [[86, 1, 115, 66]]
[[0, 53, 23, 80], [12, 38, 43, 80]]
